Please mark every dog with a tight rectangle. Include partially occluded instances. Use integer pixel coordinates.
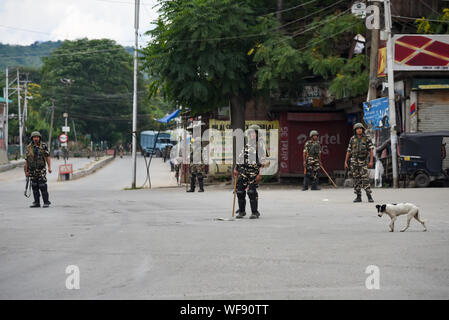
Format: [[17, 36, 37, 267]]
[[376, 203, 427, 232]]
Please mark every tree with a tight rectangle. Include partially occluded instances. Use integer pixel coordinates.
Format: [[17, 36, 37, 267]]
[[40, 38, 148, 146], [142, 0, 304, 134], [300, 12, 368, 99], [415, 8, 449, 34]]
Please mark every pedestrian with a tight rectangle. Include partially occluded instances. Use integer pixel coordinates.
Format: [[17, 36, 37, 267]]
[[234, 125, 267, 219], [119, 144, 124, 158], [344, 123, 374, 203], [24, 131, 52, 208], [302, 130, 322, 191]]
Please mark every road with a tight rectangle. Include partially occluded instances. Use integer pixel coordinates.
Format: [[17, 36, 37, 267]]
[[0, 155, 448, 300]]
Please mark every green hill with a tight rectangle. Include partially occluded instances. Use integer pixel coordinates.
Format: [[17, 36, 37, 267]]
[[0, 41, 134, 70], [0, 41, 62, 70]]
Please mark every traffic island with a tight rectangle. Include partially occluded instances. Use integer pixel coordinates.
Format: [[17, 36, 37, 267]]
[[58, 156, 114, 181]]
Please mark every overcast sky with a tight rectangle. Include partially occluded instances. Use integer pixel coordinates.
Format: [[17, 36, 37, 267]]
[[0, 0, 159, 47]]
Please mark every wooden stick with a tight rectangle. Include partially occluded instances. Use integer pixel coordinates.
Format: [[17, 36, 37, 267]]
[[320, 164, 337, 188], [232, 176, 238, 217]]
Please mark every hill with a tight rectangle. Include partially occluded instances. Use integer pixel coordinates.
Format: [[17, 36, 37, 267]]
[[0, 41, 134, 70]]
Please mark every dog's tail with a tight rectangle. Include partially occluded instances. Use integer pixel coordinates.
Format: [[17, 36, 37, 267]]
[[416, 209, 427, 223]]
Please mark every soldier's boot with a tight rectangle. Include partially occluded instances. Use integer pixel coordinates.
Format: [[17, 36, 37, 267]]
[[367, 193, 374, 203], [235, 190, 246, 218], [198, 175, 204, 192], [302, 174, 309, 191], [30, 182, 40, 208], [311, 176, 320, 190], [39, 183, 51, 207], [186, 175, 195, 192], [353, 193, 362, 203], [248, 188, 260, 219]]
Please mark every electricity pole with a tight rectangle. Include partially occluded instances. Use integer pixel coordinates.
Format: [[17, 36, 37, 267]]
[[17, 69, 23, 158], [131, 0, 140, 189], [48, 99, 55, 152], [367, 2, 380, 102], [22, 74, 31, 140], [384, 0, 399, 188], [5, 68, 9, 154]]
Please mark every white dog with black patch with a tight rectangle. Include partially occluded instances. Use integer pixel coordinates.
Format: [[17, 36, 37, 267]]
[[376, 203, 427, 232]]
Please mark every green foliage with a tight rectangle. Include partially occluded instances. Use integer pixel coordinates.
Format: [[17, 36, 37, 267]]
[[415, 8, 449, 34], [142, 0, 304, 114], [301, 13, 368, 99], [0, 41, 62, 70], [40, 38, 158, 145]]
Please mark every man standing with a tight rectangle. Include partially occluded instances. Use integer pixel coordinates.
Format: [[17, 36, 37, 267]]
[[24, 131, 52, 208], [234, 125, 267, 219], [344, 123, 374, 203], [186, 138, 206, 193], [303, 130, 322, 191]]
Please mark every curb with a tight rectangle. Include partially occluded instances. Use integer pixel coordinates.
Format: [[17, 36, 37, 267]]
[[68, 156, 115, 181], [0, 159, 26, 173], [71, 156, 114, 180]]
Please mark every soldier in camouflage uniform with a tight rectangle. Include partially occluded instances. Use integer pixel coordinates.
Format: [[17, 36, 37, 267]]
[[302, 130, 322, 191], [186, 138, 206, 192], [345, 123, 374, 203], [233, 125, 267, 219], [24, 131, 52, 208]]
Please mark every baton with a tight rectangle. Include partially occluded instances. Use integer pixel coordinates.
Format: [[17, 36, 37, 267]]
[[320, 164, 337, 188], [232, 175, 238, 218], [24, 176, 31, 197]]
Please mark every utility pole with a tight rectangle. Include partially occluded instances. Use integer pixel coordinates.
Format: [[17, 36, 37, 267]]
[[17, 69, 23, 158], [131, 0, 140, 189], [277, 0, 283, 22], [367, 2, 380, 102], [5, 68, 9, 154], [48, 99, 55, 152], [383, 0, 399, 188], [22, 74, 31, 140], [72, 119, 78, 151]]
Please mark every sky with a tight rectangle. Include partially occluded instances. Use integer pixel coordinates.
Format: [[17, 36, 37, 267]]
[[0, 0, 160, 47]]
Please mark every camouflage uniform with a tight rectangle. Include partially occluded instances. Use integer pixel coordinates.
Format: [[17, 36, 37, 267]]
[[303, 139, 321, 190], [235, 138, 266, 219], [25, 140, 51, 207], [347, 134, 374, 197], [187, 144, 205, 192]]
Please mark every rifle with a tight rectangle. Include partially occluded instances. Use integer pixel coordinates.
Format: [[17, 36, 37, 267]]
[[24, 176, 31, 198]]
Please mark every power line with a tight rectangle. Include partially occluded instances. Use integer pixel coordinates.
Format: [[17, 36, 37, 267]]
[[296, 20, 362, 52], [0, 1, 348, 59], [278, 0, 347, 30], [263, 0, 319, 16], [292, 8, 351, 38], [418, 0, 441, 16], [392, 15, 449, 24]]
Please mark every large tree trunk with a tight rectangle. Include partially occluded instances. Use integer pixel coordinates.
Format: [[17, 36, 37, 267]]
[[230, 94, 246, 174]]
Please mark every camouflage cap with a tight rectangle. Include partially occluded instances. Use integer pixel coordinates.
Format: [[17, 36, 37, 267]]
[[353, 123, 365, 130], [309, 130, 319, 137], [31, 131, 41, 138]]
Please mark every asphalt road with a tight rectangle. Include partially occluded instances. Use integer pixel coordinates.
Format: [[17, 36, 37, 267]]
[[0, 155, 448, 299]]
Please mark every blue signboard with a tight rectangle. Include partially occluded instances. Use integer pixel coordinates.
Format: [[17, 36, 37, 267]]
[[363, 97, 390, 130]]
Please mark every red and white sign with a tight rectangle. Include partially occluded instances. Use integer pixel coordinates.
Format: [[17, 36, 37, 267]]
[[59, 164, 73, 175], [394, 35, 449, 71], [59, 134, 68, 143]]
